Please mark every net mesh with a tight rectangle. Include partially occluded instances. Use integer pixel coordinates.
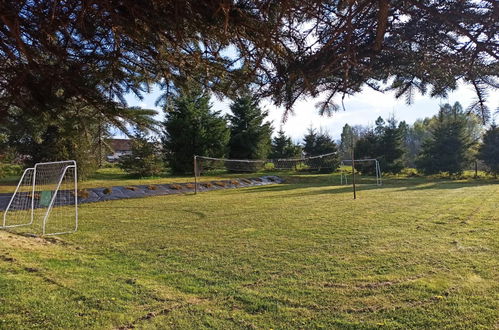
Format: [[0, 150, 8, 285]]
[[2, 161, 77, 235], [195, 153, 339, 175], [340, 159, 382, 186], [2, 168, 35, 228]]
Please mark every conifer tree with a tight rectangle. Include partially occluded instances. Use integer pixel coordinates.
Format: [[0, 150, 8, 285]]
[[302, 128, 339, 171], [478, 125, 499, 178], [354, 116, 405, 174], [416, 103, 474, 175], [227, 93, 272, 160], [118, 130, 163, 177], [379, 117, 405, 173], [162, 85, 229, 174], [270, 129, 301, 159]]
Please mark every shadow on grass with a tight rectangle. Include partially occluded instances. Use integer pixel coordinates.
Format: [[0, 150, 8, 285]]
[[240, 176, 499, 198]]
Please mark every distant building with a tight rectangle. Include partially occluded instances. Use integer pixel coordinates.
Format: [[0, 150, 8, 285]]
[[106, 139, 132, 162]]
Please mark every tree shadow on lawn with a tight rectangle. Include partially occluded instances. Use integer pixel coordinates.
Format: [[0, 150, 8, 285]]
[[241, 177, 498, 198]]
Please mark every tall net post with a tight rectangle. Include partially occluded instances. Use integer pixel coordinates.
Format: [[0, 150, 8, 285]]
[[194, 155, 198, 194]]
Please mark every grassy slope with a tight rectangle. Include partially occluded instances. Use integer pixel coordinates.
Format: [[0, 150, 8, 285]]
[[0, 175, 498, 329]]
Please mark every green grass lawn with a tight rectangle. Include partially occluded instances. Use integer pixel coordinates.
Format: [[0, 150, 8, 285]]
[[0, 174, 498, 328]]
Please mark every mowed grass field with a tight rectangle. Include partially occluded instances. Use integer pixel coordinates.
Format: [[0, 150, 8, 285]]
[[0, 174, 498, 329]]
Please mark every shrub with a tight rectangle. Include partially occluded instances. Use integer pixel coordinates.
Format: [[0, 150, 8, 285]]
[[103, 187, 112, 195], [72, 189, 90, 199], [401, 168, 421, 177], [118, 131, 163, 177], [264, 162, 275, 171], [185, 183, 195, 189], [202, 183, 213, 188], [147, 185, 157, 190], [169, 184, 182, 190], [0, 163, 23, 179], [125, 186, 137, 191]]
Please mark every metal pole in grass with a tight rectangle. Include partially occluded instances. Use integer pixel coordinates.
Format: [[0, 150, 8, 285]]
[[193, 155, 198, 194], [351, 136, 356, 200]]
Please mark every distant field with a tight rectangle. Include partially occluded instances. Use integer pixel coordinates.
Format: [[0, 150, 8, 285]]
[[0, 174, 498, 328]]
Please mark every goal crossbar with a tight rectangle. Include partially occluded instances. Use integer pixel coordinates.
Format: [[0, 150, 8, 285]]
[[340, 159, 382, 186]]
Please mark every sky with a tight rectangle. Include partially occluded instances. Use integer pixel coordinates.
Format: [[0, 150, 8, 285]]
[[124, 81, 498, 143]]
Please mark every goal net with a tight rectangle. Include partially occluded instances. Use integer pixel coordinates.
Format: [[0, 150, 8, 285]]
[[340, 159, 382, 186], [1, 160, 78, 236], [194, 152, 339, 176]]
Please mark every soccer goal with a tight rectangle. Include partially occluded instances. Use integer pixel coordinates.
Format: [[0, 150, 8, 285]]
[[340, 159, 382, 186], [1, 160, 78, 236]]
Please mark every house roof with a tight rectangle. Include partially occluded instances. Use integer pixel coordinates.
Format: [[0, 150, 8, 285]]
[[107, 139, 132, 151]]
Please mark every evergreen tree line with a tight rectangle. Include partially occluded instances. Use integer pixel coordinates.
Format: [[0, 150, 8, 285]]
[[0, 83, 342, 178], [160, 85, 341, 175], [3, 89, 498, 179], [339, 102, 499, 177]]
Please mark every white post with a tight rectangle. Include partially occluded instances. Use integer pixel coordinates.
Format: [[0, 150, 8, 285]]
[[74, 164, 78, 232], [194, 155, 198, 194]]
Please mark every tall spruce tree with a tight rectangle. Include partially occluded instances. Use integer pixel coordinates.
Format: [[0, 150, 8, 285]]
[[354, 116, 405, 174], [302, 128, 339, 171], [162, 85, 229, 174], [270, 129, 301, 159], [303, 128, 339, 156], [379, 117, 405, 173], [416, 103, 474, 175], [227, 93, 272, 160], [478, 124, 499, 178]]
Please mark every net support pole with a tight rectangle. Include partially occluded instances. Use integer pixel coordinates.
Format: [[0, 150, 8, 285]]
[[74, 164, 78, 232], [351, 137, 356, 200], [193, 155, 198, 195]]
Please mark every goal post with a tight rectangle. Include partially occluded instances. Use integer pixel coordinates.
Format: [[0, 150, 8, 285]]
[[340, 159, 382, 186], [1, 160, 78, 236]]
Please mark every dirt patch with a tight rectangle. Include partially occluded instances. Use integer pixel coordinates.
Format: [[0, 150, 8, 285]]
[[0, 231, 68, 248]]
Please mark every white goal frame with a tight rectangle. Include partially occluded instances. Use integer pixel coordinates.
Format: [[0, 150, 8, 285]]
[[340, 159, 382, 186], [1, 160, 78, 236]]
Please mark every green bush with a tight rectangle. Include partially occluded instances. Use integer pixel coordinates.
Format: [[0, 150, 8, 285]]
[[0, 163, 23, 179], [118, 131, 163, 177]]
